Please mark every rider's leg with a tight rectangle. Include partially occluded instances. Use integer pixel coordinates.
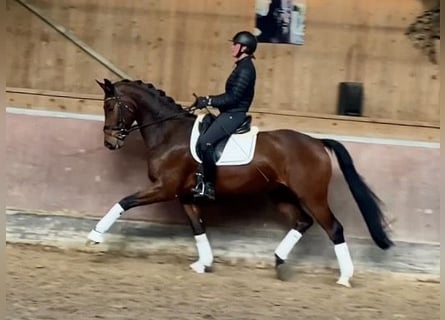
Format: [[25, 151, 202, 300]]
[[192, 113, 247, 199], [192, 132, 220, 200], [201, 142, 217, 185]]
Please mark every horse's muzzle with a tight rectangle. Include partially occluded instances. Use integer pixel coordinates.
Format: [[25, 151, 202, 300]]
[[104, 140, 122, 150], [104, 133, 125, 150]]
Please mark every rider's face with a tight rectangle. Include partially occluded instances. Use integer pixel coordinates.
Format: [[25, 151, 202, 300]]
[[231, 42, 242, 58]]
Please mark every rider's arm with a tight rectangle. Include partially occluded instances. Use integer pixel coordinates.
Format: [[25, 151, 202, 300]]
[[209, 67, 254, 110]]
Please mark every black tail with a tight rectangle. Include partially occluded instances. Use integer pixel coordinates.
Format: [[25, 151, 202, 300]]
[[321, 138, 393, 250]]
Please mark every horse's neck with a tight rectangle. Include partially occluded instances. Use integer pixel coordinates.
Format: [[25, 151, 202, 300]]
[[137, 117, 193, 150], [120, 84, 193, 150], [134, 100, 193, 150]]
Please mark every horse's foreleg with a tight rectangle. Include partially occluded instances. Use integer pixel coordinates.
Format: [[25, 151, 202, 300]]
[[181, 200, 213, 274], [86, 184, 167, 244], [86, 202, 125, 244]]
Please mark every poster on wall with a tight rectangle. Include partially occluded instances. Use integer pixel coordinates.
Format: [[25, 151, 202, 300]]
[[254, 0, 306, 45]]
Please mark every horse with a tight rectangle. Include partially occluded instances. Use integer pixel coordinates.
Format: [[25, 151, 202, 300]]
[[86, 78, 393, 288]]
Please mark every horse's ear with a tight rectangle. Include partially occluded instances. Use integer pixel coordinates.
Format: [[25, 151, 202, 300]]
[[96, 79, 106, 91], [104, 78, 113, 87], [98, 78, 115, 97]]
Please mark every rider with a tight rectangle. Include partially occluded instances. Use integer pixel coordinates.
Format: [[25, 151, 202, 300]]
[[192, 30, 258, 200]]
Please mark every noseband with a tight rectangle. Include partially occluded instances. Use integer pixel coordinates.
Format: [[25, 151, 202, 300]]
[[103, 95, 135, 140]]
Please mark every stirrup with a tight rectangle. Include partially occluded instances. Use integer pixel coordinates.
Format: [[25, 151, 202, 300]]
[[192, 172, 205, 192], [192, 182, 215, 200], [191, 182, 205, 195]]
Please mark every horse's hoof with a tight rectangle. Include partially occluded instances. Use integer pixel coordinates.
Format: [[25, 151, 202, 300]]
[[204, 265, 213, 273], [87, 230, 104, 244], [336, 277, 352, 288], [276, 264, 294, 281], [190, 261, 212, 274], [85, 239, 99, 247]]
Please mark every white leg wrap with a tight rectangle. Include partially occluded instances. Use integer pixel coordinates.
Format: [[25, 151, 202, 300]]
[[87, 229, 104, 243], [87, 203, 124, 243], [274, 229, 303, 260], [334, 242, 354, 287], [190, 233, 213, 273]]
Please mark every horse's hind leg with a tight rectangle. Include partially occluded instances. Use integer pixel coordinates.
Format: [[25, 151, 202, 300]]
[[269, 186, 314, 280], [301, 195, 354, 287]]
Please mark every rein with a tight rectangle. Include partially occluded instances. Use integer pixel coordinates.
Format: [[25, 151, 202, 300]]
[[127, 105, 198, 134], [104, 95, 198, 138]]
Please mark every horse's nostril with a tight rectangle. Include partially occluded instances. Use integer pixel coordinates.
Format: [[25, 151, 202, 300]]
[[104, 141, 113, 148]]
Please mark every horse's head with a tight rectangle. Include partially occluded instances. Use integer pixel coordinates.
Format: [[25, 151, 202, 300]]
[[96, 79, 136, 150]]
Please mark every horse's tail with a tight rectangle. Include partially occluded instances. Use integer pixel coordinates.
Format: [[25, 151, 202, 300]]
[[320, 138, 393, 250]]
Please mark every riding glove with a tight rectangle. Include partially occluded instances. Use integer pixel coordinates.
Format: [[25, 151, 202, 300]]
[[196, 96, 211, 109]]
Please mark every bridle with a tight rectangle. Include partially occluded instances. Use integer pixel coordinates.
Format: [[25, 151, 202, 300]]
[[103, 95, 136, 140], [103, 95, 198, 140]]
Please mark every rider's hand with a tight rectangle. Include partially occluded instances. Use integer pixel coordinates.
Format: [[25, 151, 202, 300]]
[[196, 96, 211, 109]]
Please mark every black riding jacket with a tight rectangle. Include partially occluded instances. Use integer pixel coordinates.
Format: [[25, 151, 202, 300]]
[[209, 56, 256, 113]]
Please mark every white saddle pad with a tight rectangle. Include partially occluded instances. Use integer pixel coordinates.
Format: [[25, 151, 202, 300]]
[[190, 114, 259, 166]]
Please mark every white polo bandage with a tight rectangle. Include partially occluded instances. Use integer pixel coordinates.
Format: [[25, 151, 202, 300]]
[[194, 233, 213, 267], [274, 229, 303, 260], [334, 242, 354, 279], [94, 203, 124, 234]]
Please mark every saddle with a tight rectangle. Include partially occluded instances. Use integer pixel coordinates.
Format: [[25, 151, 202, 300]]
[[197, 114, 252, 163]]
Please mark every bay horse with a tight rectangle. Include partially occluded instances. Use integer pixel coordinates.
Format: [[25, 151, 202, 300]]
[[86, 78, 393, 287]]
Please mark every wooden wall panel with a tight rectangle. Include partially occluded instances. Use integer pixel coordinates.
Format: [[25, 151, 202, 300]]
[[6, 88, 440, 142], [6, 0, 439, 124]]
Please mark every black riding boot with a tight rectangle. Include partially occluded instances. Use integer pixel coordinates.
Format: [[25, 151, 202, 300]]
[[192, 145, 216, 200]]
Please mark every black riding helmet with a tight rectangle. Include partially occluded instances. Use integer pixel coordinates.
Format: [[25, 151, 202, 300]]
[[231, 31, 258, 55]]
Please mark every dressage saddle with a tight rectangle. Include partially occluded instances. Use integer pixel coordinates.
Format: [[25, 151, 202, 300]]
[[197, 114, 252, 163]]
